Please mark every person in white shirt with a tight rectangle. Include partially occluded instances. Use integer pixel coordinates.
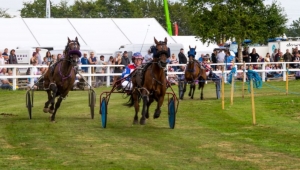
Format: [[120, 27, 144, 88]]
[[143, 49, 153, 63]]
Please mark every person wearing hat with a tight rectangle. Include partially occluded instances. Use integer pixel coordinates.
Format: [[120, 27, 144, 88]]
[[178, 48, 187, 64], [120, 52, 143, 90], [2, 48, 9, 64]]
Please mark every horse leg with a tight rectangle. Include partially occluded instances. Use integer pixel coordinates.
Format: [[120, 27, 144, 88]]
[[140, 95, 148, 125], [133, 93, 139, 125], [145, 97, 154, 119], [43, 90, 52, 113], [190, 83, 196, 99], [199, 82, 205, 100], [153, 96, 164, 119], [188, 83, 192, 97], [48, 84, 57, 114], [50, 96, 63, 122]]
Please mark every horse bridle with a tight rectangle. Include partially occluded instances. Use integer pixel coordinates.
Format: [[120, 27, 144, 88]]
[[155, 41, 168, 69], [66, 40, 80, 66]]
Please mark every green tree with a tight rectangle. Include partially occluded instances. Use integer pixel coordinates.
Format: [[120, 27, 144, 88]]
[[187, 0, 287, 61], [286, 19, 300, 37], [0, 8, 13, 18]]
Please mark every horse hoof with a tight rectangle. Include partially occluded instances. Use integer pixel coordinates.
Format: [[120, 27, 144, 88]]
[[133, 119, 138, 125], [140, 118, 146, 125], [49, 110, 54, 114], [43, 108, 49, 113], [153, 110, 161, 119], [145, 113, 149, 119]]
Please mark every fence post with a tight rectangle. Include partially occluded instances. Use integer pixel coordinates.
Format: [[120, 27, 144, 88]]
[[283, 62, 286, 81], [106, 66, 110, 87], [12, 66, 17, 90], [262, 62, 266, 82], [88, 65, 92, 87]]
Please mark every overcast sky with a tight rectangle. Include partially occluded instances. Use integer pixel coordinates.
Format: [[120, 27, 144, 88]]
[[1, 0, 299, 25]]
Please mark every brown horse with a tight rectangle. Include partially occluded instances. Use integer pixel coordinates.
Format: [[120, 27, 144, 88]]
[[43, 37, 81, 122], [126, 37, 169, 125], [183, 46, 207, 100]]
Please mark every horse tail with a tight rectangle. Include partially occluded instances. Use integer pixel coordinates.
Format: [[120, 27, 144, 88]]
[[123, 94, 134, 107]]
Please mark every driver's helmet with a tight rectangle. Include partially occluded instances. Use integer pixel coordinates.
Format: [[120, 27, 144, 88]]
[[132, 52, 143, 62]]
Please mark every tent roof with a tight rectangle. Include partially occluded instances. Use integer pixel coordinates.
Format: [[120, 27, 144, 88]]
[[0, 18, 176, 53]]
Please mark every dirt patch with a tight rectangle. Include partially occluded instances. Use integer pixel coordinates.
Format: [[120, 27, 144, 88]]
[[6, 155, 23, 160], [0, 138, 15, 149], [0, 113, 18, 116]]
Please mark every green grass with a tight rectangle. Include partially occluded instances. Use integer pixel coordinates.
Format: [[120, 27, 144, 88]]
[[1, 80, 300, 169]]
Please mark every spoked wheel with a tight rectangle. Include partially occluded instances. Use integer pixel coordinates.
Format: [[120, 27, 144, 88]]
[[168, 97, 176, 129], [100, 97, 107, 128], [88, 89, 96, 119], [26, 90, 33, 119]]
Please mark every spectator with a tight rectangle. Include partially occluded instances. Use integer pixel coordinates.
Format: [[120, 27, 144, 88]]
[[95, 55, 106, 87], [0, 52, 5, 66], [113, 53, 122, 85], [35, 47, 42, 64], [80, 53, 89, 73], [167, 66, 177, 85], [121, 51, 130, 68], [291, 52, 300, 68], [274, 49, 281, 62], [211, 49, 217, 70], [170, 53, 179, 70], [88, 52, 97, 73], [45, 51, 52, 64], [8, 49, 18, 72], [0, 71, 12, 90], [57, 53, 62, 60], [2, 48, 9, 64], [143, 49, 153, 63], [249, 48, 259, 63], [216, 49, 225, 70], [107, 56, 114, 82], [225, 51, 234, 70], [265, 53, 271, 63], [271, 48, 278, 62], [198, 54, 204, 63], [178, 48, 187, 64], [242, 46, 250, 63], [283, 49, 293, 62]]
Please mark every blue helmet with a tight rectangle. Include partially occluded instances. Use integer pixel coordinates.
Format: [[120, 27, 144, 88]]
[[132, 52, 143, 59]]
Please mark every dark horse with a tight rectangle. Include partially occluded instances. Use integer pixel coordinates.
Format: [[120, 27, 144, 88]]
[[126, 37, 169, 125], [182, 46, 206, 100], [43, 37, 81, 122]]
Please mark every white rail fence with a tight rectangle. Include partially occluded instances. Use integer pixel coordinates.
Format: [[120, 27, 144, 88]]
[[0, 62, 299, 90]]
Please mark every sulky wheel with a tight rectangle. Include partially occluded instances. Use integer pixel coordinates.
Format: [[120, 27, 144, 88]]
[[100, 97, 107, 128], [89, 90, 96, 119], [168, 98, 176, 129], [26, 90, 32, 119]]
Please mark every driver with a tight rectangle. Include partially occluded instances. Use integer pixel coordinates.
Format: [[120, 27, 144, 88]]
[[121, 52, 143, 90]]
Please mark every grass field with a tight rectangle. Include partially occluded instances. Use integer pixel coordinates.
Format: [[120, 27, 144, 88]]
[[1, 80, 300, 169]]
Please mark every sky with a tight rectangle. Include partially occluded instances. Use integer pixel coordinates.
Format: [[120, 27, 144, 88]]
[[1, 0, 299, 26]]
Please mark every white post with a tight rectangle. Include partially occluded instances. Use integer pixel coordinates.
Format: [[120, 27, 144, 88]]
[[12, 66, 17, 90], [88, 65, 92, 86], [106, 66, 110, 87], [282, 62, 286, 81], [262, 62, 266, 82]]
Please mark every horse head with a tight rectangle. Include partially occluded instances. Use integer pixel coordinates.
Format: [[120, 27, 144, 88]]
[[66, 37, 81, 66], [153, 37, 169, 68], [188, 45, 197, 63]]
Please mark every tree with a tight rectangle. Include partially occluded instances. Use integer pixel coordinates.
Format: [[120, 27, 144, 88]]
[[0, 8, 13, 18], [187, 0, 287, 62], [286, 19, 300, 37]]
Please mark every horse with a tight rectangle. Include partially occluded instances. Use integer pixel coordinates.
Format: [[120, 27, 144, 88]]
[[125, 37, 169, 125], [182, 46, 207, 100], [43, 37, 81, 122]]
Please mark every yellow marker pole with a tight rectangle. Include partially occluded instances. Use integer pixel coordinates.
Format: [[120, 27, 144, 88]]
[[230, 62, 235, 105], [242, 62, 246, 98], [249, 66, 256, 125], [221, 66, 225, 110], [286, 63, 289, 95]]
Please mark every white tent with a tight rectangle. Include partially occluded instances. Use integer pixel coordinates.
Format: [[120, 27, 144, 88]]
[[0, 18, 176, 53]]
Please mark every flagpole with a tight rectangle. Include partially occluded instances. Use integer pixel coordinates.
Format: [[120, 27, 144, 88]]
[[46, 0, 51, 18]]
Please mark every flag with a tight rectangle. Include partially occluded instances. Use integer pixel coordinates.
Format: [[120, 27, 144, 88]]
[[46, 0, 51, 18]]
